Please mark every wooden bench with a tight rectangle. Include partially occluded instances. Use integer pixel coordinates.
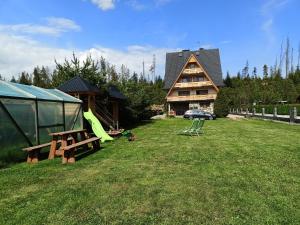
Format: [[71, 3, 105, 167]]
[[60, 137, 100, 163], [23, 138, 72, 163]]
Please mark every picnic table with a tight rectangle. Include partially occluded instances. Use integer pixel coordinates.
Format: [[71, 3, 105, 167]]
[[48, 129, 100, 164]]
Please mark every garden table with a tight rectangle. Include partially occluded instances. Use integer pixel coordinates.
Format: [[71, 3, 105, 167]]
[[48, 129, 87, 163]]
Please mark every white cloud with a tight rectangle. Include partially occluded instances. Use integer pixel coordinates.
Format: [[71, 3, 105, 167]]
[[220, 40, 232, 45], [0, 33, 174, 80], [261, 0, 289, 16], [90, 0, 115, 10], [260, 0, 290, 44], [127, 0, 146, 11], [46, 17, 81, 31], [200, 44, 213, 49], [0, 17, 80, 37]]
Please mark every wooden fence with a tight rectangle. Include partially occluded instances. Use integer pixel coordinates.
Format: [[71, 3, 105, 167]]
[[230, 106, 300, 123]]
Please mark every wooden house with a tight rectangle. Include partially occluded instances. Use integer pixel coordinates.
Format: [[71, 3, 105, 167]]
[[164, 48, 223, 115]]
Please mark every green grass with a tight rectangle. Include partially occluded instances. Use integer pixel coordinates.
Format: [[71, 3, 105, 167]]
[[0, 118, 299, 225]]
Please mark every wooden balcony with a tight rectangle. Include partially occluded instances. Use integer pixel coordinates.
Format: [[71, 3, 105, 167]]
[[167, 94, 217, 102], [174, 81, 212, 88], [182, 68, 203, 74]]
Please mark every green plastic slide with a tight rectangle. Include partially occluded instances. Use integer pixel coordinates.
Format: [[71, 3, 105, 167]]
[[83, 108, 114, 143]]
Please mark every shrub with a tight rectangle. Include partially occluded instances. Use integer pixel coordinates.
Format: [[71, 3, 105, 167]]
[[214, 88, 233, 117]]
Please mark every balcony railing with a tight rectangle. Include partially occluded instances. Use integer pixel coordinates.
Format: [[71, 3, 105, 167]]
[[167, 94, 217, 102], [182, 68, 203, 74], [174, 81, 212, 88]]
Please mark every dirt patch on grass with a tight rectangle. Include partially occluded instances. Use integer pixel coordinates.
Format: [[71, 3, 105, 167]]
[[227, 114, 246, 120]]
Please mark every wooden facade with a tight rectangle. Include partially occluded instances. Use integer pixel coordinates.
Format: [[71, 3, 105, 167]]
[[165, 51, 222, 115]]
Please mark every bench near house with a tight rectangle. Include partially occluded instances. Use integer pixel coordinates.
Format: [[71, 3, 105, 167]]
[[164, 48, 224, 115]]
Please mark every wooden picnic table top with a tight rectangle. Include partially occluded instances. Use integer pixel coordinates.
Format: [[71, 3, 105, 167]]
[[49, 129, 86, 136]]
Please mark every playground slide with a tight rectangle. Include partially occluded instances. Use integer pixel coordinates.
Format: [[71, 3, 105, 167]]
[[83, 108, 114, 143]]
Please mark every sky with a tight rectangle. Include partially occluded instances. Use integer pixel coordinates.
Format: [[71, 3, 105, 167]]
[[0, 0, 299, 80]]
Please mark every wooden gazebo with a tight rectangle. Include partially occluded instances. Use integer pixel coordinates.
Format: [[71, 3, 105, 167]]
[[58, 76, 126, 130]]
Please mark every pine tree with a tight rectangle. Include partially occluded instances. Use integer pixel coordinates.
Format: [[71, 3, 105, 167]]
[[263, 64, 268, 78], [242, 61, 249, 78], [224, 72, 232, 87], [18, 72, 31, 85], [10, 76, 16, 83], [252, 67, 257, 78]]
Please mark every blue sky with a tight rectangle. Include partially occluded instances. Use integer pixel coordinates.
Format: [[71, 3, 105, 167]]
[[0, 0, 299, 79]]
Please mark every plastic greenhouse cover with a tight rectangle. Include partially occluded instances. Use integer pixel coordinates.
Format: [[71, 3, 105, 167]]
[[0, 81, 82, 103], [45, 89, 81, 103]]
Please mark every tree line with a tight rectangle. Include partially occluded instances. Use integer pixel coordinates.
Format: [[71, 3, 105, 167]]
[[1, 53, 166, 124], [215, 38, 300, 117]]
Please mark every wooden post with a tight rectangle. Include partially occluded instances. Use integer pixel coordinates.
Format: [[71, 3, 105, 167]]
[[48, 136, 58, 159], [262, 108, 265, 116], [273, 107, 277, 118], [112, 101, 119, 130], [289, 108, 295, 123], [253, 108, 256, 116], [294, 107, 297, 118]]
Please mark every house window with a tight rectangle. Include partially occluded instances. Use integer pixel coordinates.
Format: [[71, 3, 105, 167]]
[[181, 77, 192, 83], [178, 91, 190, 96], [196, 90, 208, 95]]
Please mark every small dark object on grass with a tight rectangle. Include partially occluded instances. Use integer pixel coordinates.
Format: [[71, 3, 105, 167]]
[[122, 130, 136, 141]]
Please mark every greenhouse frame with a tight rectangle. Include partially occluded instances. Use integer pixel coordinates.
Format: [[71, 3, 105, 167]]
[[0, 81, 83, 164]]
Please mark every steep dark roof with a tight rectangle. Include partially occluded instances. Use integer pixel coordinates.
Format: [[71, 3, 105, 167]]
[[164, 49, 223, 89], [108, 85, 126, 100], [58, 76, 101, 93]]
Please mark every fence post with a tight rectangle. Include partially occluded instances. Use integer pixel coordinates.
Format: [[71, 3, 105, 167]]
[[262, 108, 265, 117], [294, 107, 297, 119], [273, 107, 277, 118], [246, 108, 249, 116], [253, 108, 256, 116], [290, 108, 295, 123]]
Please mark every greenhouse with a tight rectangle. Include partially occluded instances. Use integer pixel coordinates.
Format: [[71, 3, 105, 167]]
[[0, 80, 82, 165]]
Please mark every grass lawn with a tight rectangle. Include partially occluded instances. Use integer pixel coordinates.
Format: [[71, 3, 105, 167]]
[[0, 118, 299, 225]]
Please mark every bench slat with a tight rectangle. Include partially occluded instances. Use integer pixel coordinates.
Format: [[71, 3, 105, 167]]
[[62, 137, 100, 151], [23, 138, 73, 151], [49, 129, 86, 136]]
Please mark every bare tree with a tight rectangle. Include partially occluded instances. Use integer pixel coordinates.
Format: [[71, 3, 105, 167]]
[[279, 40, 284, 74], [285, 37, 290, 77], [297, 42, 300, 70], [291, 47, 294, 74]]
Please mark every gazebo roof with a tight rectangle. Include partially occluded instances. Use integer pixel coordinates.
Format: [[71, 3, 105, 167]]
[[58, 76, 101, 94], [108, 85, 126, 100]]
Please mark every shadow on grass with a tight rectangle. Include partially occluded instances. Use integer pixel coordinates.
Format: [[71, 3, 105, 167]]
[[123, 119, 154, 130], [38, 146, 104, 162]]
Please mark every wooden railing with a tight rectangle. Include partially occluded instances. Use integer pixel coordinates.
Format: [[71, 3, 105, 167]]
[[174, 81, 212, 88], [167, 94, 217, 102], [183, 68, 203, 74]]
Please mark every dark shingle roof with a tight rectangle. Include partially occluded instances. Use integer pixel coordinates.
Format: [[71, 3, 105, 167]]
[[164, 49, 223, 89], [108, 85, 126, 100], [58, 76, 101, 93]]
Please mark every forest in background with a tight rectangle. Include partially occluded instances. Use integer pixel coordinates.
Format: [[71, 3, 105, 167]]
[[0, 54, 166, 125], [215, 38, 300, 117], [1, 38, 300, 119]]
